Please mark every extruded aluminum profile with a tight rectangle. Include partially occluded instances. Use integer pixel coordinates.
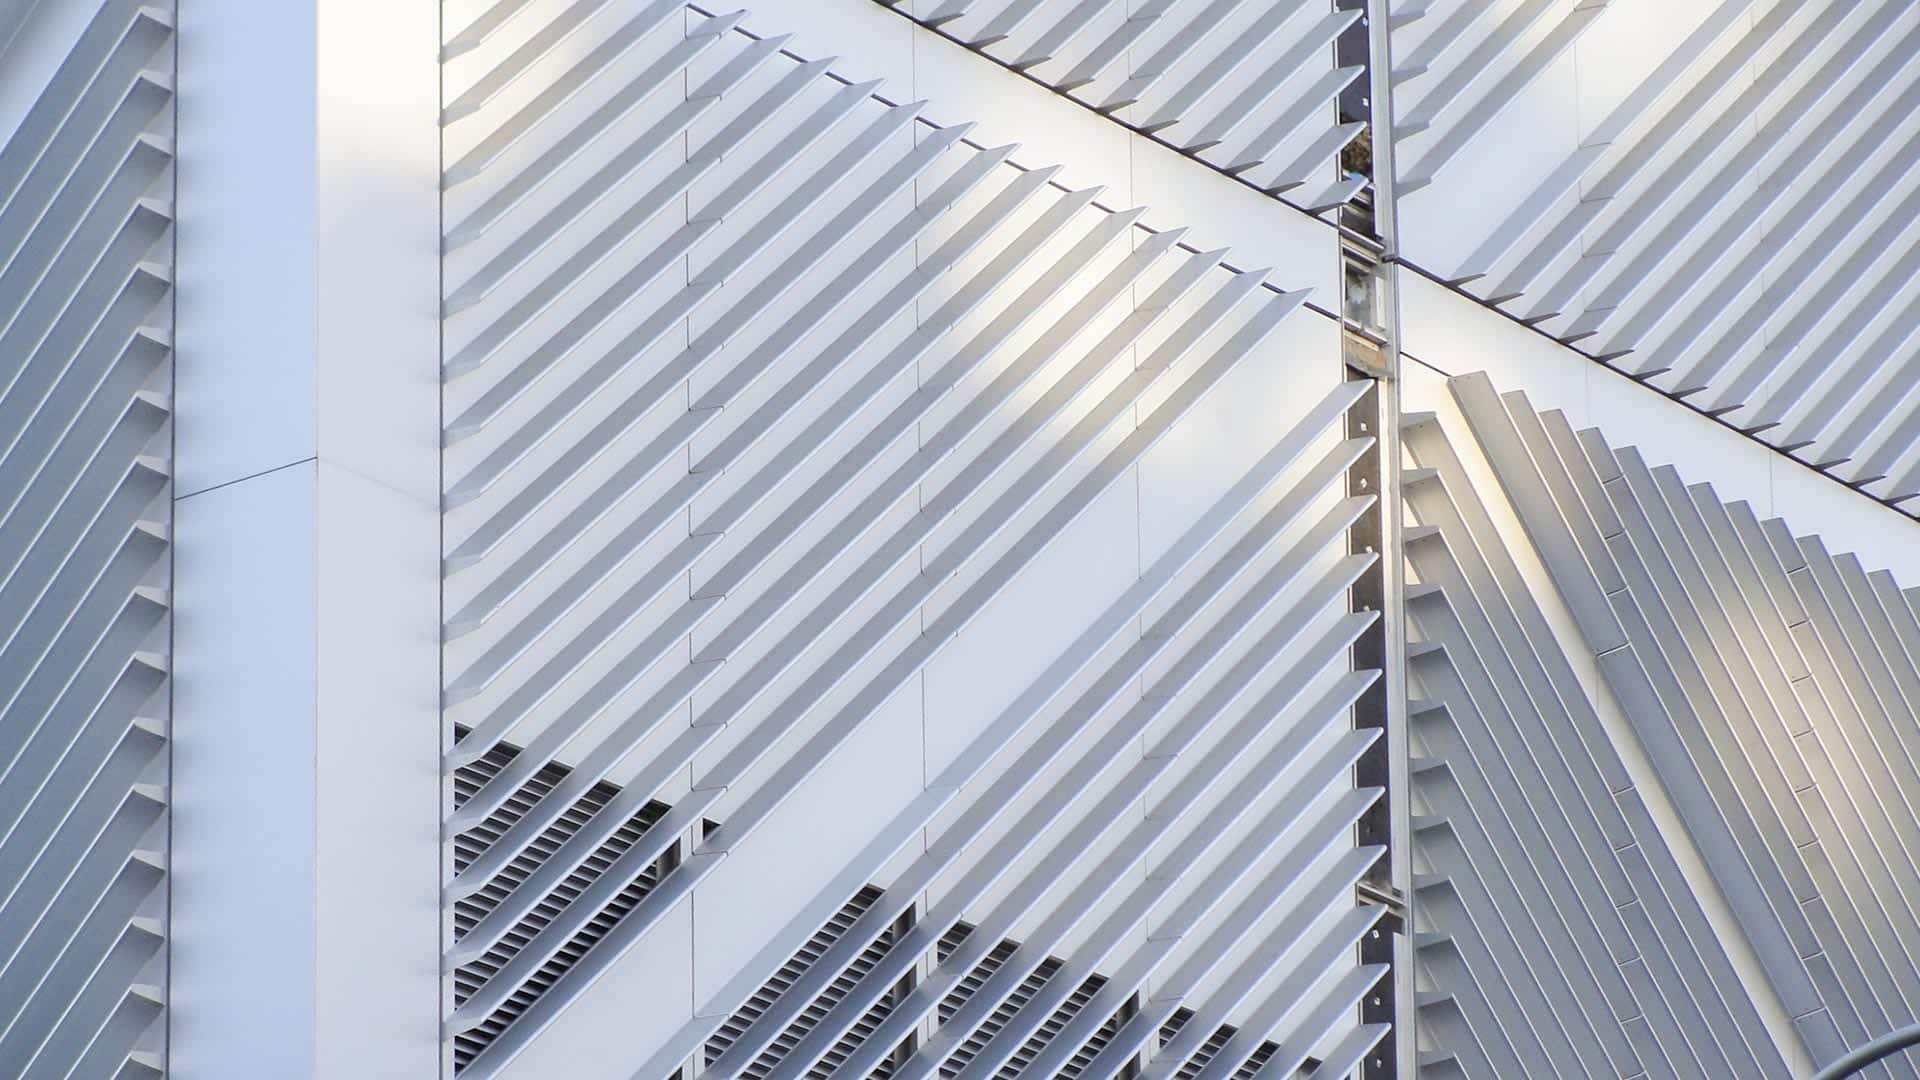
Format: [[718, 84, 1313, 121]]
[[0, 1, 173, 1076], [1402, 0, 1920, 511], [1403, 373, 1920, 1078], [871, 0, 1368, 207]]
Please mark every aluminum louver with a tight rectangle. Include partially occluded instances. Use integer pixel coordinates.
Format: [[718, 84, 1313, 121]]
[[1397, 2, 1920, 520], [0, 0, 173, 1075], [710, 886, 914, 1080], [1171, 1022, 1233, 1080], [437, 3, 1380, 1075], [1389, 0, 1613, 194], [937, 927, 1009, 1029], [939, 953, 1062, 1077], [1055, 984, 1130, 1080], [1401, 370, 1920, 1077], [620, 376, 1383, 1080], [870, 0, 1369, 211], [450, 734, 673, 1071], [1398, 390, 1799, 1078], [717, 917, 1203, 1080], [33, 0, 1920, 1075]]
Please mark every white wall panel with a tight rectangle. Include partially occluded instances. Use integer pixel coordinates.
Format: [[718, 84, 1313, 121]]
[[172, 0, 315, 494], [171, 0, 444, 1076], [173, 468, 315, 1078]]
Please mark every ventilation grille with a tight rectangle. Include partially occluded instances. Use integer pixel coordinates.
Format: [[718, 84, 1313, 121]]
[[1233, 1041, 1277, 1079], [747, 889, 910, 1080], [704, 911, 1203, 1080], [1058, 989, 1131, 1079], [937, 924, 1013, 1028], [1162, 1017, 1287, 1080], [804, 906, 911, 1080], [936, 945, 1059, 1068], [708, 886, 895, 1072], [1012, 972, 1108, 1078], [1160, 1007, 1195, 1049], [932, 920, 1101, 1080], [936, 922, 973, 966], [1173, 1023, 1237, 1080], [450, 734, 671, 1072]]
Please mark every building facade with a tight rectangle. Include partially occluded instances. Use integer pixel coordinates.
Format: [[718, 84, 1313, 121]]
[[3, 0, 1920, 1077]]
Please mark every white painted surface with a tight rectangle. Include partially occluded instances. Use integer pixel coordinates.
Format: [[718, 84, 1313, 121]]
[[313, 462, 443, 1079], [171, 464, 320, 1077], [171, 1, 442, 1075], [173, 0, 319, 495]]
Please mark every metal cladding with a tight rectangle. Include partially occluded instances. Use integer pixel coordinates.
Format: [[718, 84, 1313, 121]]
[[1406, 375, 1920, 1077], [15, 0, 1920, 1077], [0, 0, 174, 1076], [870, 0, 1370, 210], [1397, 2, 1920, 514], [438, 3, 1384, 1075]]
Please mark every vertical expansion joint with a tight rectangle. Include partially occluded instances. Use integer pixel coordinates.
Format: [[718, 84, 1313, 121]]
[[1347, 375, 1399, 1080], [1335, 7, 1408, 1074], [1334, 0, 1374, 207]]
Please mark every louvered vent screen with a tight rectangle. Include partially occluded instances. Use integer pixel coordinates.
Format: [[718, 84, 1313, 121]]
[[1399, 377, 1920, 1075], [1160, 1008, 1194, 1051], [1162, 1011, 1286, 1080], [450, 733, 673, 1072], [1173, 1022, 1235, 1080], [742, 890, 911, 1080], [869, 0, 1371, 210], [1058, 1001, 1132, 1079], [707, 886, 897, 1071], [1009, 971, 1119, 1078], [940, 951, 1062, 1078], [803, 906, 913, 1080]]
